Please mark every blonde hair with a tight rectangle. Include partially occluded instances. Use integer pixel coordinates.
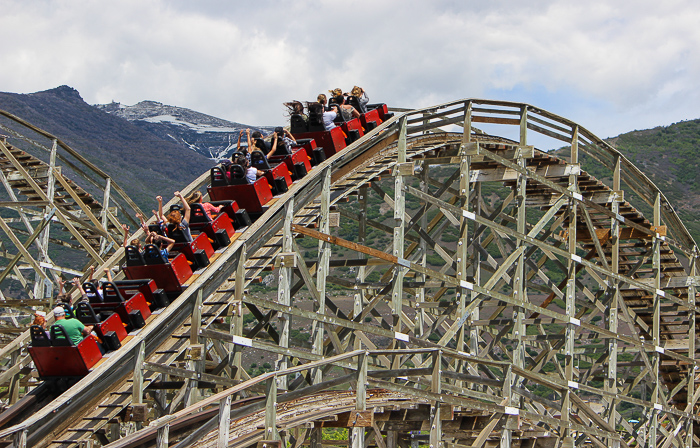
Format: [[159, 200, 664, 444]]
[[130, 238, 142, 249], [329, 88, 342, 97], [317, 94, 327, 105], [185, 191, 203, 204], [351, 86, 363, 97]]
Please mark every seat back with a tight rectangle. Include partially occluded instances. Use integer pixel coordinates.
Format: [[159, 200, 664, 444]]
[[166, 222, 189, 243], [228, 164, 249, 185], [290, 114, 308, 133], [75, 302, 101, 325], [82, 281, 101, 304], [211, 166, 229, 187], [250, 150, 271, 170], [254, 138, 270, 153], [125, 245, 146, 267], [307, 104, 326, 132], [30, 325, 51, 347], [190, 203, 212, 224], [144, 244, 168, 265], [148, 223, 163, 234], [50, 324, 74, 346], [346, 95, 364, 113], [101, 281, 125, 303], [58, 302, 75, 319]]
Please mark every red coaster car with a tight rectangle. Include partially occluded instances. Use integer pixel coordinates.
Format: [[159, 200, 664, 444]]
[[267, 140, 312, 180], [207, 164, 274, 215], [285, 137, 326, 167], [366, 103, 394, 122], [29, 325, 102, 379], [189, 202, 235, 248], [290, 106, 347, 160], [88, 281, 152, 331], [74, 301, 128, 351], [292, 126, 346, 160], [114, 278, 169, 310], [337, 117, 364, 144], [123, 244, 193, 299], [250, 150, 292, 195]]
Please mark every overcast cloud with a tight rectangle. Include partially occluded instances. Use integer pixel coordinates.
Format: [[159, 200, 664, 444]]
[[2, 0, 699, 149]]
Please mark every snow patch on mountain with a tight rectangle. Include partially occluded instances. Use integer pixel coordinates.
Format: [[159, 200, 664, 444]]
[[94, 100, 272, 161]]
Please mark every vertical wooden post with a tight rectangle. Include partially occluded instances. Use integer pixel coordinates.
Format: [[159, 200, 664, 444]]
[[109, 423, 120, 442], [648, 193, 662, 447], [133, 340, 145, 431], [429, 350, 442, 448], [8, 348, 20, 405], [217, 396, 231, 448], [38, 139, 58, 300], [469, 181, 481, 359], [265, 376, 279, 441], [354, 185, 368, 349], [13, 429, 27, 448], [309, 429, 322, 448], [561, 125, 579, 445], [187, 289, 203, 406], [278, 199, 294, 390], [313, 168, 331, 384], [457, 111, 471, 375], [687, 249, 697, 447], [387, 430, 398, 448], [133, 341, 145, 405], [100, 177, 112, 255], [391, 116, 408, 370], [351, 352, 368, 448], [416, 162, 428, 339], [606, 155, 621, 448], [156, 424, 169, 448], [231, 244, 247, 381]]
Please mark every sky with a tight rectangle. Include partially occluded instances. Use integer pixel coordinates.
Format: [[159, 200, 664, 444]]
[[2, 0, 700, 150]]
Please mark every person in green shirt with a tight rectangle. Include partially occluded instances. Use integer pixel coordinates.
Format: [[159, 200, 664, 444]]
[[52, 306, 93, 346]]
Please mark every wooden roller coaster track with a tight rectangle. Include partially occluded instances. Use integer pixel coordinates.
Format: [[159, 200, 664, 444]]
[[0, 99, 698, 448]]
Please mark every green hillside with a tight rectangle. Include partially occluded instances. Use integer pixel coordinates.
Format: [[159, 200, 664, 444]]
[[560, 119, 700, 245]]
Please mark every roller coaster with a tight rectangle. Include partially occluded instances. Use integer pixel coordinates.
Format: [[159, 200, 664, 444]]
[[0, 97, 698, 448]]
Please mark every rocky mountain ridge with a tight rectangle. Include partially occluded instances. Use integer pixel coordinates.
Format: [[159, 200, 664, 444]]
[[94, 100, 273, 161], [0, 85, 214, 211]]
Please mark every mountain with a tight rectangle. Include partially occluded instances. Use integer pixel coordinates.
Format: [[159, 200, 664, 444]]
[[94, 100, 274, 161], [606, 119, 700, 241], [0, 86, 215, 211]]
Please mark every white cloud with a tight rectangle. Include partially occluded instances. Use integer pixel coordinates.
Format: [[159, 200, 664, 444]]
[[1, 0, 700, 145]]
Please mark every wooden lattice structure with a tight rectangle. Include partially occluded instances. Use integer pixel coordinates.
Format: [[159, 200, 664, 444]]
[[0, 99, 698, 448], [0, 110, 143, 348]]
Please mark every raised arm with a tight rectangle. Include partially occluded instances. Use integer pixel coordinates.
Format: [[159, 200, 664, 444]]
[[267, 133, 278, 158], [121, 224, 130, 247], [136, 212, 147, 228], [175, 191, 191, 223], [156, 196, 165, 222], [245, 129, 253, 155], [284, 128, 296, 144], [103, 267, 113, 283], [72, 277, 86, 297], [155, 234, 176, 253]]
